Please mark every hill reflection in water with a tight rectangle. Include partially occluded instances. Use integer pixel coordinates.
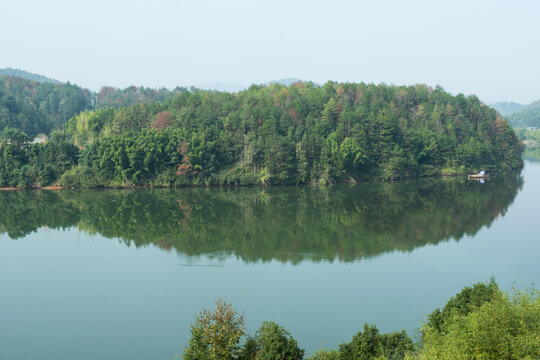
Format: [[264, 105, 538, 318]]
[[0, 173, 523, 263]]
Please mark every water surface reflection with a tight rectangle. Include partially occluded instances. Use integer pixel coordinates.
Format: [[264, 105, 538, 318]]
[[0, 172, 523, 263]]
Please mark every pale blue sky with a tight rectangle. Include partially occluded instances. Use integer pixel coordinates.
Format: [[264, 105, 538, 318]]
[[1, 0, 539, 103]]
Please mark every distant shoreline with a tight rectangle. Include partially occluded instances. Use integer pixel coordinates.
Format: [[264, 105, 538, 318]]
[[0, 169, 516, 191]]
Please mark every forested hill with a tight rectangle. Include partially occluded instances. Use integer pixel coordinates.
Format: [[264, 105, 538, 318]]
[[490, 101, 525, 117], [0, 75, 92, 136], [0, 74, 186, 135], [507, 100, 540, 128], [0, 81, 522, 188], [490, 99, 540, 128], [94, 85, 186, 109], [0, 68, 62, 84]]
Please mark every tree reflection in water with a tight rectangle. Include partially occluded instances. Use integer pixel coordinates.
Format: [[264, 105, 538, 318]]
[[0, 172, 523, 264]]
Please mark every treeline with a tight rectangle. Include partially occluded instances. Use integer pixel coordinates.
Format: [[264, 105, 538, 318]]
[[181, 280, 540, 360], [1, 82, 524, 187], [64, 82, 522, 186], [0, 128, 78, 188], [0, 68, 62, 85], [0, 75, 182, 137], [0, 75, 92, 136], [94, 85, 186, 109], [0, 173, 522, 262]]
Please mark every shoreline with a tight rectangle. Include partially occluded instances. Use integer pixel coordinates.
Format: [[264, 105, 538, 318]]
[[0, 169, 518, 191], [1, 186, 64, 191]]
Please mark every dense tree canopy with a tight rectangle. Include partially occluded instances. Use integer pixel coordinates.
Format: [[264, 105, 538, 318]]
[[94, 85, 186, 109], [0, 68, 62, 84], [0, 127, 78, 187], [420, 283, 540, 360], [179, 282, 539, 360], [1, 81, 524, 187], [0, 75, 92, 136], [61, 82, 523, 187]]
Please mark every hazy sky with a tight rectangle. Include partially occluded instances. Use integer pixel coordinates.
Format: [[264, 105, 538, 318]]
[[1, 0, 539, 103]]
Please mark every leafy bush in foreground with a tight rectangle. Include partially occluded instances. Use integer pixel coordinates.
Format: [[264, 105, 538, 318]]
[[182, 282, 540, 360]]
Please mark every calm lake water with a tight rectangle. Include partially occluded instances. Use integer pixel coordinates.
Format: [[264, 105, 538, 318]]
[[1, 161, 539, 360]]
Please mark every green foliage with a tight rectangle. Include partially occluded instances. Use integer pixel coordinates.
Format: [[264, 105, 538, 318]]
[[420, 286, 540, 360], [95, 85, 186, 109], [238, 337, 259, 360], [0, 68, 62, 84], [306, 349, 340, 360], [0, 127, 78, 187], [524, 147, 540, 162], [1, 81, 525, 187], [490, 101, 526, 116], [338, 324, 413, 360], [426, 278, 500, 334], [251, 322, 305, 360], [183, 299, 245, 360], [183, 320, 212, 360], [58, 165, 104, 188], [518, 128, 540, 161], [59, 82, 523, 187], [507, 99, 540, 128], [72, 129, 185, 187], [490, 101, 525, 117], [65, 108, 115, 146], [0, 75, 91, 136], [182, 283, 538, 360]]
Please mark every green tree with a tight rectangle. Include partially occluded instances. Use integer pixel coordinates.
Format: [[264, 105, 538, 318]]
[[183, 319, 212, 360], [245, 321, 304, 360], [339, 324, 413, 360], [306, 349, 339, 360], [421, 287, 540, 360], [184, 299, 245, 360], [426, 279, 500, 334]]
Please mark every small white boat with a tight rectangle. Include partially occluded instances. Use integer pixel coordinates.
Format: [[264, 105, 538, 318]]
[[468, 170, 488, 179]]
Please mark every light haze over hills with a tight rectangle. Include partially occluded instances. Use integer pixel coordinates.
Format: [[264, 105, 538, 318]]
[[490, 100, 540, 128], [0, 68, 303, 94], [1, 0, 539, 104], [0, 68, 61, 85], [490, 102, 526, 117], [3, 67, 540, 129]]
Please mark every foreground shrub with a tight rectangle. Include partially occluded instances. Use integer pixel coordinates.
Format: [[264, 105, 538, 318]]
[[183, 299, 245, 360], [58, 165, 105, 188], [427, 278, 500, 334], [182, 282, 539, 360], [338, 324, 413, 360], [420, 287, 540, 360]]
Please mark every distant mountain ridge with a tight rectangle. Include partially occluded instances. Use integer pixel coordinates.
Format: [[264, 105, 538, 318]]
[[5, 67, 537, 131], [0, 68, 307, 94], [195, 78, 306, 92], [490, 101, 525, 117], [0, 69, 315, 136], [265, 78, 303, 86], [0, 68, 62, 84], [490, 99, 540, 128], [0, 75, 91, 136], [195, 82, 247, 93], [507, 100, 540, 128]]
